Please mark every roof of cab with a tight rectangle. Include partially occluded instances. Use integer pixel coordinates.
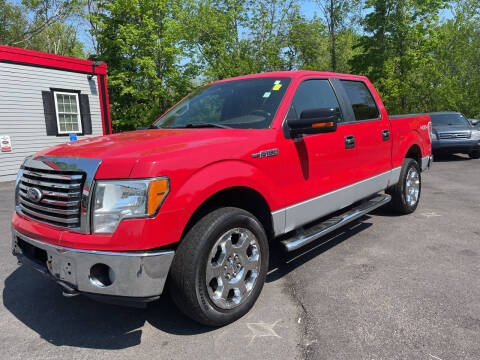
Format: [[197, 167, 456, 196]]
[[212, 70, 368, 84]]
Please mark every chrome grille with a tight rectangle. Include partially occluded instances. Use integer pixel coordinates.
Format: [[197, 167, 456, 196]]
[[438, 132, 470, 139], [16, 156, 102, 233], [18, 167, 85, 229]]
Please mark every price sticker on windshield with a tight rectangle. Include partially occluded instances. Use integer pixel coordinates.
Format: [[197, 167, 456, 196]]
[[272, 80, 282, 91]]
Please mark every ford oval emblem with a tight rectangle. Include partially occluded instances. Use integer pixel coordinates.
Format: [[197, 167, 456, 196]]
[[26, 187, 43, 203]]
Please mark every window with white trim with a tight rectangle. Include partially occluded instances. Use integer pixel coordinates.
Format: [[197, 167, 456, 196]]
[[53, 91, 82, 134]]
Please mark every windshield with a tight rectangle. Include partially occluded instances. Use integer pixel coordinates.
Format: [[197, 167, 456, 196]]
[[431, 113, 470, 127], [152, 77, 291, 129]]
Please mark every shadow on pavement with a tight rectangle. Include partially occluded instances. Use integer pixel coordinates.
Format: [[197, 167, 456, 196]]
[[369, 204, 401, 217], [3, 266, 213, 350], [3, 216, 375, 349], [433, 153, 471, 162], [267, 217, 373, 283]]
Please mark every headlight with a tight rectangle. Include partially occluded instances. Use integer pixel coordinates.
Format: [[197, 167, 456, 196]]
[[431, 132, 437, 141], [472, 130, 480, 140], [92, 178, 169, 234]]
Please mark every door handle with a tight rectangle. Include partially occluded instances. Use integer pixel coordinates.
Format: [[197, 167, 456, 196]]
[[345, 135, 355, 149], [382, 129, 390, 141]]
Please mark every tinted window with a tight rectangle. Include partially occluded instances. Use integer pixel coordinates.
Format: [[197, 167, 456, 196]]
[[152, 77, 291, 129], [290, 79, 342, 122], [431, 113, 470, 127], [341, 80, 380, 121]]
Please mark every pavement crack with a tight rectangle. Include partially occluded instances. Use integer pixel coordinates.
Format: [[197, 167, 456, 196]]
[[284, 275, 313, 360]]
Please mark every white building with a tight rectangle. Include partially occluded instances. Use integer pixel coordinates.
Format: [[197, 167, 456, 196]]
[[0, 45, 111, 182]]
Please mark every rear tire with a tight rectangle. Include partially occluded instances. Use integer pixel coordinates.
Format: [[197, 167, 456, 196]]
[[169, 207, 269, 327], [386, 158, 421, 214], [469, 149, 480, 159]]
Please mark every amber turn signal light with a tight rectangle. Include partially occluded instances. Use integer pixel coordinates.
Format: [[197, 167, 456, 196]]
[[312, 122, 334, 128], [147, 178, 169, 215]]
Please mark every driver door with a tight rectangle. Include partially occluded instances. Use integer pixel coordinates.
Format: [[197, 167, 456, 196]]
[[279, 78, 357, 233]]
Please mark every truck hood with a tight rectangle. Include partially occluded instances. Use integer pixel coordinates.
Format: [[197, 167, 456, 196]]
[[35, 129, 270, 178]]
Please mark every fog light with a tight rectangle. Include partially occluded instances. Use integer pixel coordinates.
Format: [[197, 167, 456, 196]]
[[89, 263, 115, 288]]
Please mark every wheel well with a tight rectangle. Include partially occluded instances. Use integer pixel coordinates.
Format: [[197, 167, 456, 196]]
[[405, 144, 422, 168], [181, 187, 273, 241]]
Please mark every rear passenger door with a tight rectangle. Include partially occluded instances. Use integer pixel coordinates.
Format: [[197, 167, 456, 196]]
[[334, 79, 392, 182]]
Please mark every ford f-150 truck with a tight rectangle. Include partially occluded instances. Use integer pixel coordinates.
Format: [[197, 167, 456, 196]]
[[11, 71, 433, 326]]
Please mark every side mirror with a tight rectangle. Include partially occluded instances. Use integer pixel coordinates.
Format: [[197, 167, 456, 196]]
[[287, 108, 338, 137], [471, 119, 479, 126]]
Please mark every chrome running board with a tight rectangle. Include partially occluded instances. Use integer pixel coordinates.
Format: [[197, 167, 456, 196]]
[[280, 194, 391, 252]]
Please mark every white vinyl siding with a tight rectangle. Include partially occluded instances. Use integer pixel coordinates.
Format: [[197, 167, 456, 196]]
[[0, 62, 104, 182]]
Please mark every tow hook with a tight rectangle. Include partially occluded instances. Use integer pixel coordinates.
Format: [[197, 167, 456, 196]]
[[58, 282, 80, 298], [62, 289, 80, 298]]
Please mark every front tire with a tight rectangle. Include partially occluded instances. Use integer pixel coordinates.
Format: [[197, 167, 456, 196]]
[[387, 158, 421, 214], [469, 149, 480, 159], [169, 207, 269, 326]]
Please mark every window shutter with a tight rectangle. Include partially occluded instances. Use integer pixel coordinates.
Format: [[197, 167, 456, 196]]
[[79, 94, 92, 135], [42, 91, 58, 135]]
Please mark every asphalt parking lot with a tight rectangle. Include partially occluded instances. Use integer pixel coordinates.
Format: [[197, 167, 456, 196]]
[[0, 154, 479, 360]]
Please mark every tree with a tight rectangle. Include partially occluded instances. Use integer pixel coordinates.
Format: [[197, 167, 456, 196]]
[[426, 0, 480, 117], [1, 0, 85, 57], [248, 0, 298, 72], [10, 0, 82, 47], [186, 0, 302, 80], [27, 21, 85, 57], [183, 0, 253, 80], [93, 0, 197, 131], [352, 0, 447, 114], [85, 0, 105, 54], [316, 0, 361, 72], [285, 12, 330, 70], [0, 0, 27, 45]]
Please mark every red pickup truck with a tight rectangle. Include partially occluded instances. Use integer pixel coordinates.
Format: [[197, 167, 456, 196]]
[[12, 71, 432, 326]]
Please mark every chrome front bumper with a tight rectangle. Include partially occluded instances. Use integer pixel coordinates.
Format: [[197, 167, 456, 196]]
[[12, 230, 174, 299]]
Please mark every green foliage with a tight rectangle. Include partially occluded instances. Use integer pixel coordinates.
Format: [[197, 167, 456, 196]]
[[0, 0, 27, 44], [93, 0, 197, 131], [352, 0, 448, 114], [426, 0, 480, 118], [185, 0, 304, 80], [349, 0, 480, 118], [316, 0, 362, 71], [2, 0, 480, 129], [0, 0, 85, 57], [285, 13, 330, 71], [27, 22, 85, 57]]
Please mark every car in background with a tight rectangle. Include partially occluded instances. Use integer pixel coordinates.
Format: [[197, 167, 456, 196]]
[[430, 112, 480, 159]]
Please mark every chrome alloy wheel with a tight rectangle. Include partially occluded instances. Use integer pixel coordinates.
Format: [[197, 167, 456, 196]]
[[405, 167, 420, 206], [205, 228, 261, 310]]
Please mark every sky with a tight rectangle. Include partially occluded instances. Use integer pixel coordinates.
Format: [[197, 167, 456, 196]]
[[301, 0, 320, 18]]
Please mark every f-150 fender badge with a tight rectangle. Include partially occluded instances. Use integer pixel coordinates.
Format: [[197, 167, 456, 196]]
[[252, 149, 279, 158]]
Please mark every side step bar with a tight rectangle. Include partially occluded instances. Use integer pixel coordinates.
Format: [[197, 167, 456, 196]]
[[281, 194, 391, 252]]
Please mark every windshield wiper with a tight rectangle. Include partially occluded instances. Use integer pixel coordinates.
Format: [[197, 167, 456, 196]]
[[176, 123, 232, 129]]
